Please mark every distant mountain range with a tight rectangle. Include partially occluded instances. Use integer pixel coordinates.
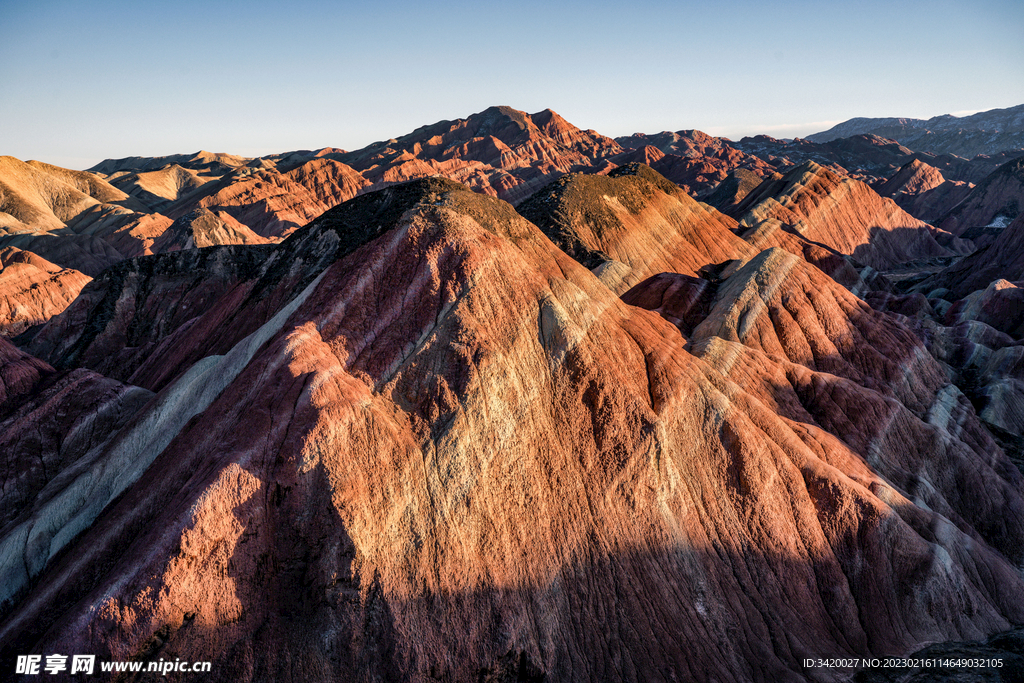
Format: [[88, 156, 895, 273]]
[[807, 104, 1024, 158]]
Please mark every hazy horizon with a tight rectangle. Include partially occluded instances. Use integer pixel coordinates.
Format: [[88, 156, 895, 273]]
[[3, 0, 1022, 170]]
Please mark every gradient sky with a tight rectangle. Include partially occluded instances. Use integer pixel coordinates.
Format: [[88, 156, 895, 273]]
[[2, 0, 1022, 170]]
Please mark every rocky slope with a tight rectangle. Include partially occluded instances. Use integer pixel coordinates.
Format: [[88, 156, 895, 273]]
[[69, 107, 624, 245], [1, 179, 1023, 683], [614, 130, 778, 195], [6, 105, 1024, 681], [735, 134, 901, 184], [166, 157, 371, 239], [89, 150, 253, 177], [917, 213, 1024, 300], [703, 168, 776, 212], [733, 134, 1015, 188], [333, 105, 622, 204], [0, 156, 144, 233], [0, 247, 91, 336], [149, 208, 271, 251], [107, 163, 211, 212], [0, 337, 52, 414], [7, 104, 1020, 291], [516, 163, 754, 293], [734, 217, 888, 295], [730, 161, 950, 270], [0, 155, 262, 274], [612, 129, 1011, 218], [875, 159, 974, 224]]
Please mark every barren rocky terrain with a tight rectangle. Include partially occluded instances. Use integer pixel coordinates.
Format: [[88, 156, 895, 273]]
[[2, 104, 1024, 682]]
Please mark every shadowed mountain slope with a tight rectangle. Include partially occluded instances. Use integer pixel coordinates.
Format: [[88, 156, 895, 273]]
[[917, 213, 1024, 300], [731, 134, 1017, 189], [937, 156, 1024, 236], [0, 337, 52, 415], [703, 168, 775, 212], [614, 130, 777, 194]]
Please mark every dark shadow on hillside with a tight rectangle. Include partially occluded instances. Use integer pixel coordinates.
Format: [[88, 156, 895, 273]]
[[850, 226, 954, 274]]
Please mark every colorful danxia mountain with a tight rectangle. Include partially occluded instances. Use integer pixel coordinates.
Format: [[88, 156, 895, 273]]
[[3, 103, 1024, 682]]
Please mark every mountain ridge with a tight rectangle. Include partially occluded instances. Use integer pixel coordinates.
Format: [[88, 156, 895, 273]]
[[806, 104, 1024, 158]]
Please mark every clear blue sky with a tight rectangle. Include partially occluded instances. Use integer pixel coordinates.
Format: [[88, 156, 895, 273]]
[[2, 0, 1022, 169]]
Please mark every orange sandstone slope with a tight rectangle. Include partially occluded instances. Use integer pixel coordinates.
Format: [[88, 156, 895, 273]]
[[0, 157, 223, 273], [732, 160, 950, 270], [151, 208, 271, 251], [89, 150, 252, 177], [0, 247, 90, 336], [517, 163, 882, 297], [628, 246, 1024, 563], [82, 105, 626, 244], [106, 163, 212, 212], [876, 158, 946, 197], [0, 156, 143, 234], [0, 153, 322, 275], [1, 180, 1023, 682]]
